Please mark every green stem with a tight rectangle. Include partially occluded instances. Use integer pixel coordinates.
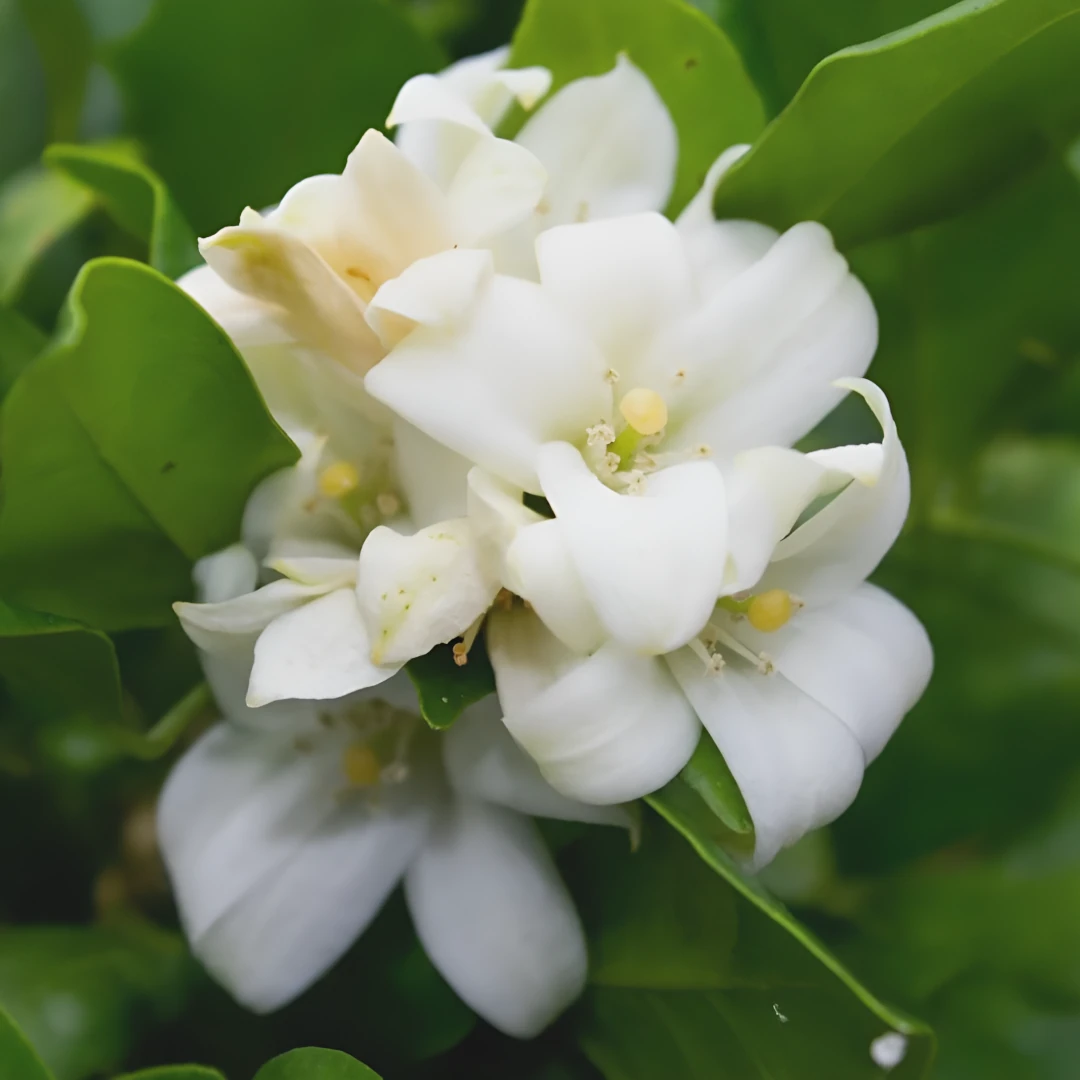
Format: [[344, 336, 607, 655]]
[[115, 681, 212, 760]]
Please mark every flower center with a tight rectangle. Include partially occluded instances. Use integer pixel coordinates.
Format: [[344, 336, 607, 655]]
[[691, 590, 803, 676]]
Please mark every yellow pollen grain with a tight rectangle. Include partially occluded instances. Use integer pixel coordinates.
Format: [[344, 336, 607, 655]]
[[747, 589, 794, 633], [619, 388, 668, 436], [318, 461, 359, 499], [376, 492, 401, 517], [343, 743, 381, 787]]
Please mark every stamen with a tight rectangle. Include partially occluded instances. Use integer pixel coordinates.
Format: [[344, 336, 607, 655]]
[[604, 368, 621, 385], [619, 388, 668, 436], [708, 624, 775, 675], [689, 636, 725, 674], [452, 613, 485, 666], [375, 492, 401, 517], [342, 742, 381, 787], [586, 422, 615, 447], [747, 589, 795, 633]]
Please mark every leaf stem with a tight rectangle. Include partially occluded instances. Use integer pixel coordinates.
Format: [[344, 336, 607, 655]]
[[116, 681, 211, 759]]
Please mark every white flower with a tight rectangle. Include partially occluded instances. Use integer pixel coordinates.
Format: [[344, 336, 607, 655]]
[[360, 180, 931, 866], [162, 547, 629, 1036]]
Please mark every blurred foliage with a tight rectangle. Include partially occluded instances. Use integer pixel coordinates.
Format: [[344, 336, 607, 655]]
[[0, 0, 1078, 1076]]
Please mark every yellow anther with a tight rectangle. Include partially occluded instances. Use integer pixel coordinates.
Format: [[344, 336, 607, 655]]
[[318, 461, 360, 499], [343, 743, 381, 787], [619, 388, 668, 436], [747, 589, 794, 633], [376, 492, 401, 517]]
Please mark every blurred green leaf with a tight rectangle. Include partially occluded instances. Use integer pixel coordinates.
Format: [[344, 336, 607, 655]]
[[0, 306, 46, 399], [713, 0, 1080, 247], [116, 1069, 225, 1080], [508, 0, 765, 216], [110, 0, 445, 234], [254, 1047, 381, 1079], [0, 258, 297, 630], [406, 632, 496, 729], [17, 0, 92, 142], [0, 0, 47, 184], [567, 819, 934, 1079], [0, 165, 94, 304], [0, 1007, 52, 1080], [45, 142, 200, 279], [0, 599, 121, 726], [0, 922, 194, 1080], [850, 160, 1080, 501]]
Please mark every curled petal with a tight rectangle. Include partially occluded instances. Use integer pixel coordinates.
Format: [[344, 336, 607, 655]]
[[667, 647, 865, 870], [488, 608, 699, 804], [356, 518, 499, 666], [394, 419, 473, 528], [405, 798, 587, 1037], [734, 583, 932, 763], [538, 443, 727, 654], [249, 588, 401, 705]]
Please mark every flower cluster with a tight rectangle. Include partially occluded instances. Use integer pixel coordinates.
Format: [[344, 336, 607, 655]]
[[163, 46, 932, 1038]]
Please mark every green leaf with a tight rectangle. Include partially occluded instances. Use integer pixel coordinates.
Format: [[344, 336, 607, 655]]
[[254, 1047, 382, 1080], [0, 1007, 52, 1080], [0, 164, 93, 304], [0, 258, 298, 630], [116, 1069, 225, 1080], [508, 0, 766, 215], [0, 306, 46, 399], [406, 631, 496, 729], [45, 142, 200, 279], [17, 0, 92, 142], [712, 0, 1080, 247], [0, 922, 195, 1080], [0, 1, 47, 185], [569, 818, 935, 1079], [0, 599, 122, 726], [110, 0, 445, 235]]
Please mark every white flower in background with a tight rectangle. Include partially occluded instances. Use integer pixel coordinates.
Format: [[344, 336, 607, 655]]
[[162, 545, 628, 1036], [361, 178, 932, 866]]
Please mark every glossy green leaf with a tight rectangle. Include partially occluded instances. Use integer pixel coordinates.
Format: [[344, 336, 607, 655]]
[[713, 0, 1080, 247], [406, 632, 496, 729], [0, 1007, 52, 1080], [0, 164, 93, 303], [568, 819, 934, 1079], [110, 0, 445, 234], [0, 922, 194, 1080], [116, 1069, 225, 1080], [45, 142, 200, 279], [254, 1047, 382, 1080], [0, 599, 121, 726], [508, 0, 766, 215], [0, 306, 45, 399], [17, 0, 92, 142], [0, 258, 297, 630]]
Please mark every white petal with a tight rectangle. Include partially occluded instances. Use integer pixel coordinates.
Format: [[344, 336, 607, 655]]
[[249, 588, 401, 705], [674, 146, 778, 297], [667, 648, 866, 870], [178, 264, 288, 350], [465, 467, 544, 583], [734, 583, 931, 763], [766, 380, 910, 605], [405, 798, 587, 1037], [356, 519, 499, 665], [505, 518, 606, 653], [721, 446, 838, 594], [200, 210, 380, 371], [193, 544, 259, 604], [517, 55, 677, 227], [365, 248, 493, 349], [443, 697, 631, 828], [365, 269, 610, 492], [394, 418, 473, 527], [174, 577, 340, 653], [535, 213, 693, 376], [389, 72, 494, 137], [488, 608, 699, 804], [447, 137, 547, 246], [538, 443, 727, 653], [160, 724, 433, 1012], [337, 130, 455, 288], [652, 222, 877, 454], [158, 724, 348, 942]]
